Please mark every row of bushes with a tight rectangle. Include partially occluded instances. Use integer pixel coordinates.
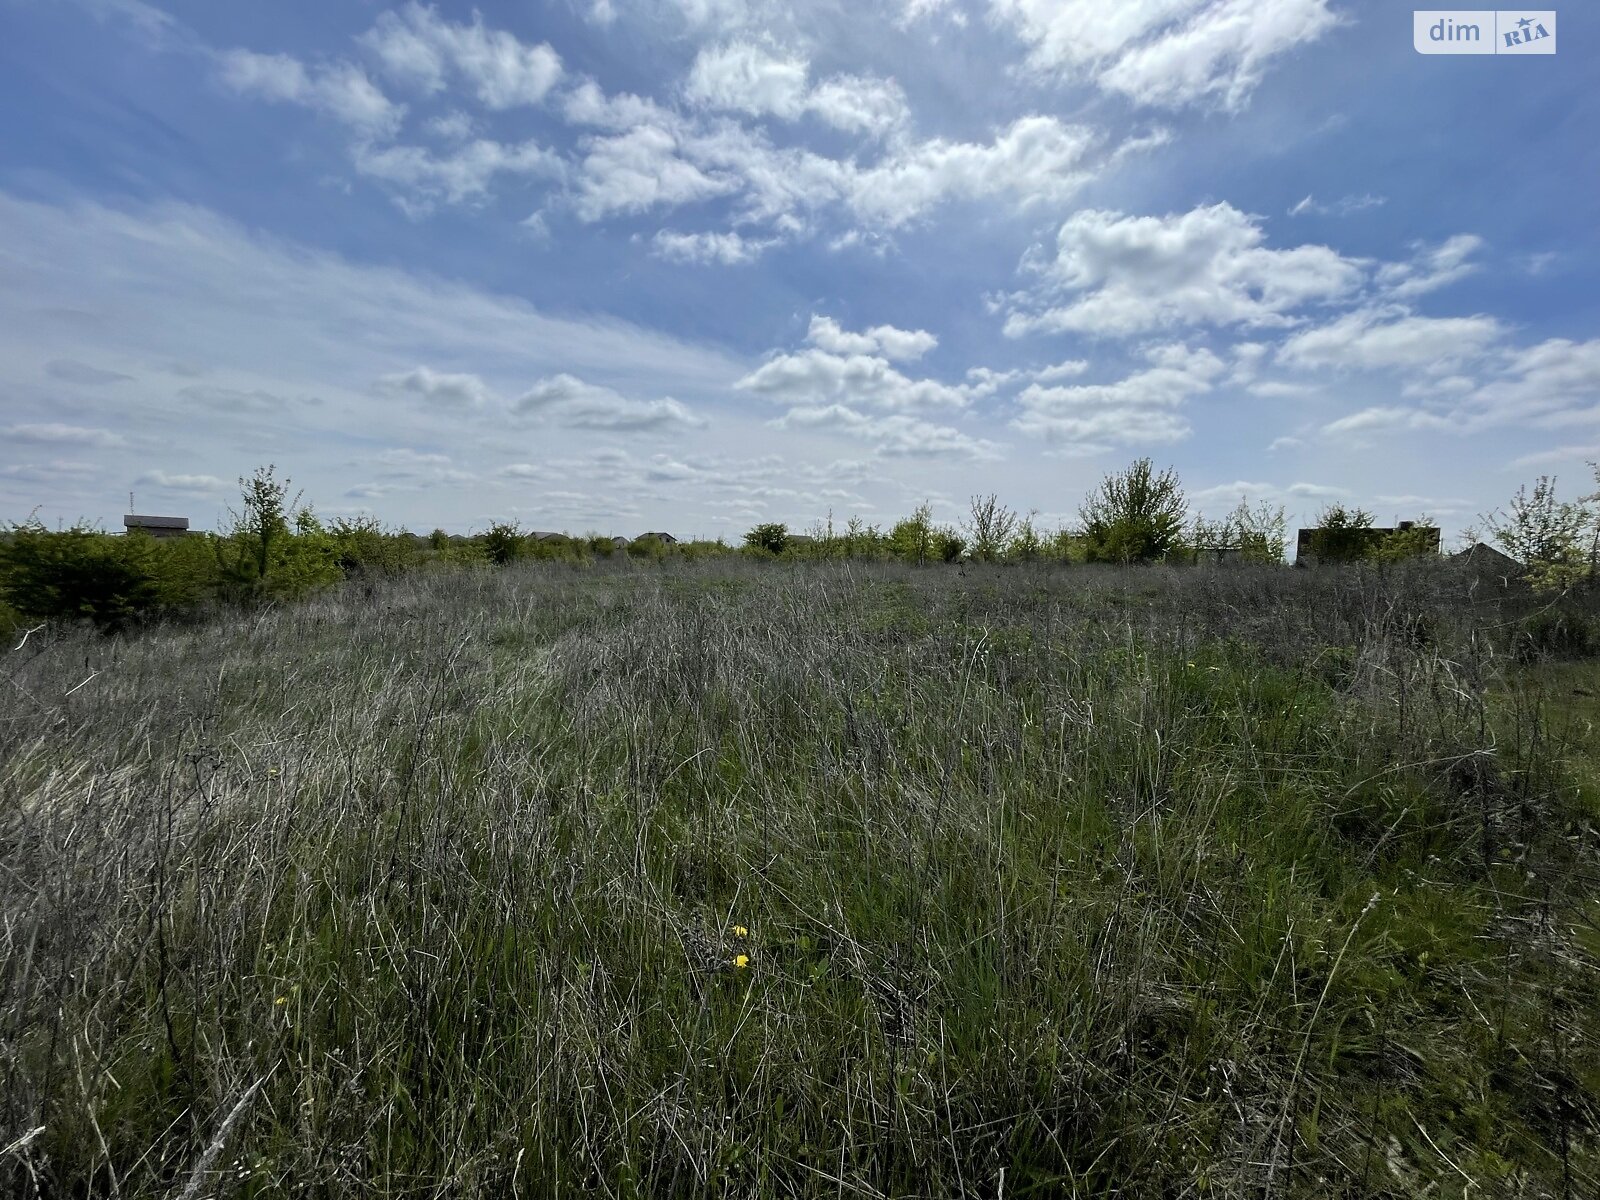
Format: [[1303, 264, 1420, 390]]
[[740, 463, 1432, 568], [2, 458, 1580, 638], [0, 516, 391, 635], [0, 522, 751, 637], [472, 524, 729, 566]]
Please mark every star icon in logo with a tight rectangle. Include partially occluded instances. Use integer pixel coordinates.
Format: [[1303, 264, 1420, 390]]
[[1517, 16, 1534, 31]]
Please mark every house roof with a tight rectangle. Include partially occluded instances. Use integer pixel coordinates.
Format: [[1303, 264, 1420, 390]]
[[123, 514, 189, 529], [1452, 542, 1522, 571]]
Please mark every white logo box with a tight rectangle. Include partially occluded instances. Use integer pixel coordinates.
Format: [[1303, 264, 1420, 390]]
[[1414, 10, 1557, 54]]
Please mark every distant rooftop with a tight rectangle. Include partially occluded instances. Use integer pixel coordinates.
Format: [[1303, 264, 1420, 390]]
[[123, 514, 189, 530]]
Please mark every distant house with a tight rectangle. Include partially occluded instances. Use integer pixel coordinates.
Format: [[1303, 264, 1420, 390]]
[[610, 536, 631, 549], [636, 531, 678, 544], [528, 531, 569, 543], [1192, 546, 1244, 565], [1295, 520, 1440, 565], [786, 534, 816, 547], [1452, 542, 1522, 585], [123, 514, 190, 540]]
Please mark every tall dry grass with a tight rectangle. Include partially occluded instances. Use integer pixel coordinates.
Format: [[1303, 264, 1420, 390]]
[[1, 559, 1596, 1197]]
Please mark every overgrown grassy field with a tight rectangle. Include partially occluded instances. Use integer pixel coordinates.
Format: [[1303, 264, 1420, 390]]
[[3, 561, 1598, 1197]]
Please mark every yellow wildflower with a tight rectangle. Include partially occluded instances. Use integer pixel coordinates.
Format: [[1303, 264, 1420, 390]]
[[732, 954, 750, 969], [732, 925, 748, 938], [274, 996, 287, 1005]]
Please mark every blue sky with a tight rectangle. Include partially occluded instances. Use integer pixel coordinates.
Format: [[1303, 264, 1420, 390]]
[[2, 0, 1597, 541]]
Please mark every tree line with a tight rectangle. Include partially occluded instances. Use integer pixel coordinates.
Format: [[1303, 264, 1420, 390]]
[[746, 457, 1600, 586], [4, 458, 1599, 636]]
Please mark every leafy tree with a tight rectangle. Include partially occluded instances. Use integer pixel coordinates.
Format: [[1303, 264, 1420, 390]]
[[1049, 528, 1083, 563], [744, 522, 789, 555], [841, 517, 888, 560], [965, 494, 1019, 563], [1007, 513, 1045, 563], [1080, 458, 1187, 564], [213, 465, 337, 599], [1303, 504, 1380, 563], [482, 521, 525, 566], [1233, 498, 1289, 564], [888, 503, 935, 565], [1192, 498, 1288, 564], [1371, 520, 1442, 564], [1481, 476, 1594, 590], [1190, 513, 1228, 555], [236, 465, 295, 583], [1587, 461, 1600, 569], [932, 528, 965, 563]]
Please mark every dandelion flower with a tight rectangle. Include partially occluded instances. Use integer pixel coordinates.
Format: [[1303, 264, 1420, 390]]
[[274, 996, 287, 1005], [732, 925, 748, 938], [732, 954, 749, 969]]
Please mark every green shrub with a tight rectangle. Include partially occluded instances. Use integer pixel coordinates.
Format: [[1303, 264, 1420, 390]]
[[678, 538, 731, 562], [628, 535, 671, 560], [744, 522, 789, 555], [149, 533, 225, 609], [1048, 529, 1083, 563], [0, 523, 162, 631], [528, 535, 587, 563], [1080, 458, 1187, 563], [887, 504, 935, 564], [1516, 609, 1596, 661], [0, 597, 24, 642], [327, 517, 419, 578], [275, 511, 345, 597], [1370, 523, 1442, 564], [482, 522, 526, 566], [1304, 504, 1384, 563]]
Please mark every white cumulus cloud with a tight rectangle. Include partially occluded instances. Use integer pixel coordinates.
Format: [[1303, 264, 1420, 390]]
[[1377, 234, 1485, 300], [361, 2, 563, 109], [991, 0, 1340, 110], [1277, 306, 1503, 372], [807, 315, 938, 362], [355, 138, 562, 210], [683, 41, 910, 137], [216, 49, 403, 136], [1011, 342, 1225, 451], [514, 373, 707, 430], [1006, 202, 1362, 337], [652, 229, 777, 265]]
